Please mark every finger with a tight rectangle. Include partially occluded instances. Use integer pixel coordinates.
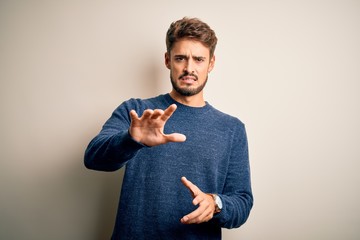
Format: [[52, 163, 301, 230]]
[[150, 109, 164, 119], [164, 133, 186, 143], [181, 205, 212, 224], [160, 104, 177, 121], [130, 110, 139, 120], [185, 211, 212, 224], [184, 207, 213, 224], [181, 208, 202, 224], [192, 194, 205, 206], [141, 109, 154, 119], [181, 177, 200, 198]]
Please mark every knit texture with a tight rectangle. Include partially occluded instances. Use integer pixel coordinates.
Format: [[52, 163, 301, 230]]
[[84, 94, 253, 240]]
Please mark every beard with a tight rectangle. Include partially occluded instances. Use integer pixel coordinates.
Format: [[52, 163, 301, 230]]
[[170, 73, 208, 97]]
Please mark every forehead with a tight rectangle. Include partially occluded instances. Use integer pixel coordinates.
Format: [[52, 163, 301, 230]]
[[171, 39, 210, 57]]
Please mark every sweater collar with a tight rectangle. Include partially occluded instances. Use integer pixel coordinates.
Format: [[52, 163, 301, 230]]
[[162, 93, 212, 114]]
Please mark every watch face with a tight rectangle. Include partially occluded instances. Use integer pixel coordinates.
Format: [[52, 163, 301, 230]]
[[215, 195, 223, 209]]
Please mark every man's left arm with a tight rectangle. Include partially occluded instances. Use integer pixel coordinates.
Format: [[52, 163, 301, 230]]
[[181, 123, 253, 228], [213, 123, 253, 228]]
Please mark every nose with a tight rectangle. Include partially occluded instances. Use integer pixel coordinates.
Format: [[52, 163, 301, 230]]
[[184, 59, 194, 73]]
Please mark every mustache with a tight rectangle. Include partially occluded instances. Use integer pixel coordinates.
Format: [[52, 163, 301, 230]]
[[179, 72, 198, 80]]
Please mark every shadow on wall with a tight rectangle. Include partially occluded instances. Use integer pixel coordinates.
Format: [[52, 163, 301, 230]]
[[92, 169, 125, 240], [134, 54, 169, 98], [56, 136, 125, 240]]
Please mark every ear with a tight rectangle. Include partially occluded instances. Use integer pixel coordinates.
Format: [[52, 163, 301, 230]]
[[165, 52, 171, 69], [208, 55, 215, 73]]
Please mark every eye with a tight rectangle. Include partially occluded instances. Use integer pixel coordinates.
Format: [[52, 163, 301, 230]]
[[175, 56, 185, 61], [195, 57, 205, 62]]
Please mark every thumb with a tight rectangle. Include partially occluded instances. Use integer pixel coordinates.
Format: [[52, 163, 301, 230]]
[[164, 133, 186, 143]]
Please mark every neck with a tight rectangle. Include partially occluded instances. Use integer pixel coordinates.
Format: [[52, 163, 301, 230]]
[[169, 90, 206, 107]]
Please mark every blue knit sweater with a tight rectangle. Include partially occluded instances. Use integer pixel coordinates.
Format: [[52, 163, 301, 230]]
[[84, 94, 253, 240]]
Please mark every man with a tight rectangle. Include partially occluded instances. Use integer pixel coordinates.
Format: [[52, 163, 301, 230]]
[[85, 17, 253, 239]]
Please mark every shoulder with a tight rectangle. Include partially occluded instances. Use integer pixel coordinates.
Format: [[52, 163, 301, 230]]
[[208, 105, 245, 128], [204, 106, 248, 147], [115, 94, 169, 113]]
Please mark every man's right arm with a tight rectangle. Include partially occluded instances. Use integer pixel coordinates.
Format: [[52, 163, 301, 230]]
[[84, 102, 186, 172], [84, 101, 146, 172]]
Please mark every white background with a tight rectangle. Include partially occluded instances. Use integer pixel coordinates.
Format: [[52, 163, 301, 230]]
[[1, 0, 359, 239]]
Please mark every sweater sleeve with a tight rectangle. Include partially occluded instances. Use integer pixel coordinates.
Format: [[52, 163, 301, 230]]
[[214, 123, 253, 228], [84, 100, 146, 172]]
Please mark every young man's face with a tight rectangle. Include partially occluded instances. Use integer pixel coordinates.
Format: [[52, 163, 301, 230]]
[[165, 39, 215, 97]]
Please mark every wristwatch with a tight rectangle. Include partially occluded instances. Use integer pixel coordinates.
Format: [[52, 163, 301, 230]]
[[209, 194, 223, 213]]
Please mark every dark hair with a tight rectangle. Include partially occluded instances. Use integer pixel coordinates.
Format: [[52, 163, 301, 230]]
[[166, 17, 218, 58]]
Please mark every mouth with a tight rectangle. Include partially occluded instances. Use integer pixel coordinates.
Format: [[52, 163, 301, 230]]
[[179, 74, 198, 84]]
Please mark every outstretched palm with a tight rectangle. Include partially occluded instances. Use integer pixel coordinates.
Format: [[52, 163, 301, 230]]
[[129, 104, 186, 146]]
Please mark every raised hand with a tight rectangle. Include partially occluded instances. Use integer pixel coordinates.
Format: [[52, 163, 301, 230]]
[[129, 104, 186, 147], [180, 177, 216, 224]]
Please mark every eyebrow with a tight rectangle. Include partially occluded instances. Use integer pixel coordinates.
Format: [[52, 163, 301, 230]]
[[174, 54, 207, 60]]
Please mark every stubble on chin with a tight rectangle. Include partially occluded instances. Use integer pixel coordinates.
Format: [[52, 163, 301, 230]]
[[170, 75, 208, 97]]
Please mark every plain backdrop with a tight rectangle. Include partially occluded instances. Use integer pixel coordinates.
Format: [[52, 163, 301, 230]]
[[1, 0, 359, 239]]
